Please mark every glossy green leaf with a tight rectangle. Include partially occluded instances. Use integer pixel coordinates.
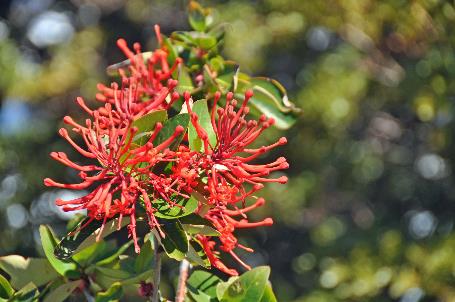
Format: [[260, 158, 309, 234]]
[[216, 277, 238, 300], [95, 282, 123, 302], [187, 288, 212, 302], [188, 99, 217, 152], [188, 270, 221, 298], [130, 109, 168, 146], [188, 1, 209, 32], [186, 269, 221, 301], [175, 65, 194, 94], [215, 61, 239, 93], [187, 240, 210, 268], [182, 224, 220, 236], [179, 213, 212, 226], [159, 221, 189, 261], [192, 32, 217, 50], [95, 241, 134, 267], [39, 225, 78, 278], [180, 214, 220, 236], [72, 241, 107, 267], [237, 76, 300, 129], [154, 195, 198, 219], [171, 31, 196, 46], [120, 269, 153, 285], [0, 256, 58, 289], [162, 36, 178, 65], [0, 274, 13, 299], [203, 65, 219, 93], [220, 266, 270, 302], [12, 283, 39, 302], [43, 280, 81, 302], [209, 56, 225, 72], [54, 216, 130, 260], [95, 267, 131, 279], [93, 265, 149, 289], [154, 113, 190, 151], [259, 284, 278, 302]]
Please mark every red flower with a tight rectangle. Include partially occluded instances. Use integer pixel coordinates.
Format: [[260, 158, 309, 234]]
[[184, 90, 289, 274], [96, 25, 182, 119], [45, 78, 185, 252], [185, 90, 289, 206], [198, 198, 273, 276]]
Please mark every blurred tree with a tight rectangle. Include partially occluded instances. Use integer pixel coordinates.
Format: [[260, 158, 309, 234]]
[[1, 0, 455, 301]]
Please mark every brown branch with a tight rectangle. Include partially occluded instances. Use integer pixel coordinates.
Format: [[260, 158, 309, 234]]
[[152, 236, 162, 302], [175, 259, 190, 302]]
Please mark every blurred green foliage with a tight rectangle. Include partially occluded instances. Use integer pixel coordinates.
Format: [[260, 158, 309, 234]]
[[1, 0, 455, 301]]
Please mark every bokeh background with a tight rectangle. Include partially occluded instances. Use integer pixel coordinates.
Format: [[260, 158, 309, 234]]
[[1, 0, 455, 301]]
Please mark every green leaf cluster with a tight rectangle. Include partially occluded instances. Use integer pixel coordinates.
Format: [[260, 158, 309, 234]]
[[186, 267, 277, 302]]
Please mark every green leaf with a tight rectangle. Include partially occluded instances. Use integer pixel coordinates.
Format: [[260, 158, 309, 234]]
[[0, 274, 13, 299], [171, 31, 196, 46], [179, 213, 212, 226], [220, 266, 270, 302], [215, 61, 239, 93], [175, 65, 195, 94], [92, 266, 152, 289], [130, 109, 168, 146], [187, 288, 212, 302], [188, 99, 217, 152], [54, 216, 130, 260], [188, 270, 221, 298], [95, 267, 131, 279], [188, 1, 209, 32], [0, 256, 58, 289], [154, 195, 198, 219], [237, 76, 300, 129], [259, 284, 277, 302], [189, 32, 217, 50], [216, 277, 238, 300], [95, 241, 134, 267], [180, 214, 220, 236], [106, 52, 153, 76], [186, 269, 221, 301], [187, 240, 210, 268], [162, 36, 178, 65], [134, 240, 154, 273], [155, 113, 190, 151], [39, 225, 78, 278], [120, 269, 153, 286], [183, 224, 220, 236], [159, 221, 189, 261], [95, 282, 123, 302], [209, 56, 225, 73], [12, 283, 39, 302], [72, 241, 107, 267], [43, 280, 81, 302]]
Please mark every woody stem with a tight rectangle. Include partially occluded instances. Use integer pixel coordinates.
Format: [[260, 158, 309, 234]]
[[175, 259, 190, 302], [152, 236, 161, 302]]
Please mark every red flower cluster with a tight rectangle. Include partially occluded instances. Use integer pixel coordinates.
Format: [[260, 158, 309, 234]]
[[184, 91, 288, 275], [45, 27, 185, 253], [45, 25, 288, 275]]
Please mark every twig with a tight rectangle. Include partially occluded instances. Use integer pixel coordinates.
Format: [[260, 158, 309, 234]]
[[152, 235, 162, 302], [175, 259, 190, 302], [83, 288, 95, 302]]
